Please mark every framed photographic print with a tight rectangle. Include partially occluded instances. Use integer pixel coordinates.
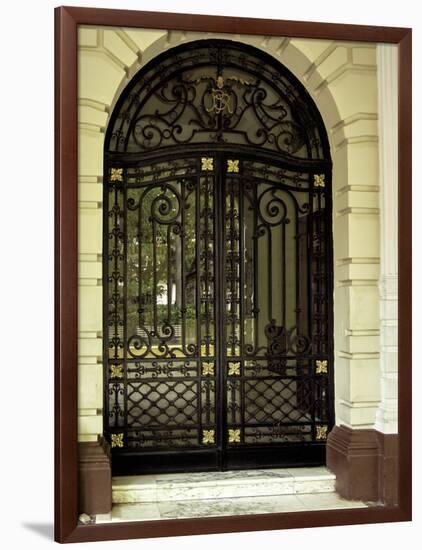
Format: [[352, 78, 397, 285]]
[[54, 5, 412, 543]]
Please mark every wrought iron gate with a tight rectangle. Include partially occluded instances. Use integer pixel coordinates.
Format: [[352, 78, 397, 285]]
[[104, 39, 334, 474]]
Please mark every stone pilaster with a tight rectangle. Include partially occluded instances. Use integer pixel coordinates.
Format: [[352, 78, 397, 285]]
[[327, 45, 399, 506], [375, 44, 398, 435]]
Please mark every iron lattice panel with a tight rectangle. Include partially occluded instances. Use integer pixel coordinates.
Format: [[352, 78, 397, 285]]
[[126, 380, 199, 427], [243, 379, 311, 424]]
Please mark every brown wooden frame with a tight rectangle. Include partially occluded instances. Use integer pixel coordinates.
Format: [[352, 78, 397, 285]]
[[55, 5, 412, 543]]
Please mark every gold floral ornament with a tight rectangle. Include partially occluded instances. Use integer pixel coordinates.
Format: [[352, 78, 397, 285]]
[[202, 362, 215, 376], [202, 430, 215, 445], [228, 362, 241, 376], [314, 174, 325, 188], [201, 157, 214, 171], [228, 429, 241, 443], [227, 159, 239, 173], [110, 364, 124, 379], [315, 425, 328, 441], [111, 433, 124, 448], [110, 167, 123, 182], [315, 360, 328, 374]]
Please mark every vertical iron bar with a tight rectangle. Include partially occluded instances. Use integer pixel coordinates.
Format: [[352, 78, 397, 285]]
[[267, 225, 272, 322], [317, 190, 321, 355], [309, 175, 316, 438], [229, 177, 235, 358], [316, 189, 323, 422], [282, 214, 286, 329], [205, 172, 212, 427], [123, 172, 128, 440], [253, 181, 259, 355], [295, 201, 300, 332], [167, 224, 171, 324], [138, 194, 143, 328], [181, 181, 186, 355], [195, 167, 202, 437], [238, 165, 245, 443], [205, 174, 210, 357], [152, 218, 157, 334], [207, 171, 214, 428], [326, 170, 335, 431], [216, 153, 226, 469]]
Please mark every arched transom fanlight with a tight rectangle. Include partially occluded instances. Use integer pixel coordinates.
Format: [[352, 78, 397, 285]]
[[106, 39, 330, 162]]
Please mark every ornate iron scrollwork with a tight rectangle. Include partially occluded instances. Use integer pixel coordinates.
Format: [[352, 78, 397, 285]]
[[107, 40, 329, 161], [104, 39, 333, 471]]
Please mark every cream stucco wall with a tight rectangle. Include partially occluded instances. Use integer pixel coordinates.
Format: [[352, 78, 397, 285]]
[[77, 25, 396, 442]]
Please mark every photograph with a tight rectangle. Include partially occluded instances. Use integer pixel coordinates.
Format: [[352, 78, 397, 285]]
[[53, 5, 411, 543]]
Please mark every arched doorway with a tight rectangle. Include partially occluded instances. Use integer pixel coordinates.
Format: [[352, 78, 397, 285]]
[[104, 39, 334, 474]]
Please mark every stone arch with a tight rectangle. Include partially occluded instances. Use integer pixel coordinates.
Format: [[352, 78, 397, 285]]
[[77, 25, 381, 443]]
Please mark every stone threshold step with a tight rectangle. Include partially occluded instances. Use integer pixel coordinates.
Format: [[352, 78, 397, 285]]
[[112, 466, 336, 504]]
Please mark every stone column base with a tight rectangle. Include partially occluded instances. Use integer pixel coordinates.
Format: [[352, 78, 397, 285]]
[[376, 430, 399, 505], [327, 425, 398, 505], [78, 436, 112, 515]]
